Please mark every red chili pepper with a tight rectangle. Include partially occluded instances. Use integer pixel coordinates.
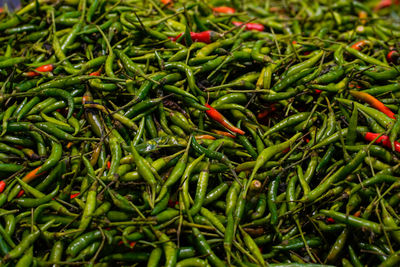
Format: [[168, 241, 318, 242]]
[[168, 199, 179, 208], [212, 6, 236, 14], [17, 190, 25, 198], [350, 40, 369, 51], [190, 31, 213, 43], [107, 161, 111, 169], [118, 240, 136, 248], [232, 21, 265, 32], [170, 31, 216, 44], [70, 192, 80, 199], [282, 147, 290, 154], [314, 89, 322, 94], [374, 0, 400, 11], [89, 70, 101, 76], [257, 104, 277, 119], [168, 34, 181, 41], [161, 0, 173, 6], [0, 181, 6, 193], [364, 132, 400, 152], [25, 64, 54, 77], [326, 217, 335, 224], [348, 82, 363, 89], [205, 104, 245, 135], [387, 50, 399, 64], [349, 90, 395, 119], [36, 64, 54, 73], [257, 110, 269, 119]]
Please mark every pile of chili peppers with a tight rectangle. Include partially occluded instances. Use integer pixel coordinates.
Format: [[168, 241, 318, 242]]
[[0, 0, 400, 266]]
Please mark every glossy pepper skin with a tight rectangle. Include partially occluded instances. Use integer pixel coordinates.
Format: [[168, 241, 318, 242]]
[[170, 31, 219, 43], [25, 64, 54, 77], [232, 21, 265, 31], [212, 6, 236, 14], [205, 104, 245, 135], [349, 90, 395, 119], [2, 0, 400, 266], [364, 132, 400, 152]]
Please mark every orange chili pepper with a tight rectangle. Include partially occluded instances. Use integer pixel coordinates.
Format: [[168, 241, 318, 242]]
[[205, 104, 245, 135], [353, 210, 361, 217], [195, 135, 217, 140], [161, 0, 173, 6], [212, 130, 236, 139], [22, 166, 46, 183], [350, 40, 371, 51], [358, 11, 368, 24], [212, 6, 236, 14], [82, 96, 91, 105], [66, 142, 74, 149], [269, 6, 282, 13], [349, 90, 395, 119], [82, 91, 94, 105]]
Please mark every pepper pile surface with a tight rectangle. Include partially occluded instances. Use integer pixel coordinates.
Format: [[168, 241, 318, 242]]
[[0, 0, 400, 266]]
